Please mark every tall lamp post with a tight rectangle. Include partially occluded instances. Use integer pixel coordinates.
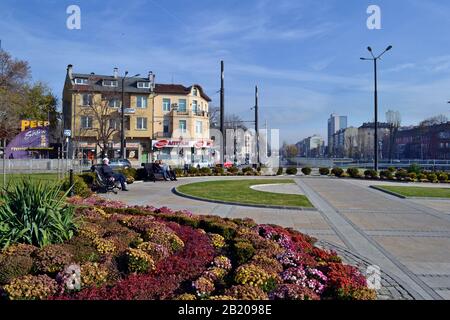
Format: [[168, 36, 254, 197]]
[[361, 45, 392, 171], [120, 71, 140, 159]]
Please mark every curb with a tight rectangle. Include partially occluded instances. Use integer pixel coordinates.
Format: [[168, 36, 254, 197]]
[[370, 185, 450, 201], [370, 185, 407, 199], [172, 187, 317, 211]]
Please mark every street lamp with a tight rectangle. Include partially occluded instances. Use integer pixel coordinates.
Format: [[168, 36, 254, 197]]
[[360, 45, 392, 171], [120, 71, 140, 159]]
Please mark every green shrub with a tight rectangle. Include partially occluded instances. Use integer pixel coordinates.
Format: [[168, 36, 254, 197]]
[[364, 169, 379, 179], [188, 167, 199, 175], [380, 170, 390, 179], [427, 173, 438, 183], [0, 180, 78, 249], [407, 163, 422, 175], [276, 167, 284, 175], [65, 236, 100, 263], [198, 218, 237, 240], [78, 173, 95, 186], [62, 175, 92, 198], [395, 169, 408, 180], [213, 166, 225, 175], [319, 168, 330, 176], [438, 173, 448, 182], [331, 167, 344, 177], [387, 167, 396, 173], [227, 166, 239, 174], [200, 167, 212, 175], [286, 168, 298, 175], [346, 168, 361, 178], [231, 239, 255, 265], [418, 173, 428, 181], [173, 168, 184, 177], [0, 254, 34, 285], [408, 172, 417, 181], [120, 168, 137, 180], [301, 167, 312, 176]]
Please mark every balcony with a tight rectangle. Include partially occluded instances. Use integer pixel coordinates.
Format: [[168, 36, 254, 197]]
[[155, 132, 171, 138], [171, 110, 209, 118]]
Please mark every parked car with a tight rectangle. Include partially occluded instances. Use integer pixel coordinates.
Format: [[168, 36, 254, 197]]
[[91, 159, 132, 171], [109, 158, 132, 170]]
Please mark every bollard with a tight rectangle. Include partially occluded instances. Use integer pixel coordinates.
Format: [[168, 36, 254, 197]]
[[69, 169, 74, 197]]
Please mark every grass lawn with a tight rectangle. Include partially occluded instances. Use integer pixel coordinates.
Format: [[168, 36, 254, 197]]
[[0, 173, 61, 187], [375, 185, 450, 198], [177, 179, 313, 208]]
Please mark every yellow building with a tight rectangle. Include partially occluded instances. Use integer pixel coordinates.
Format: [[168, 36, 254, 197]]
[[62, 65, 212, 165]]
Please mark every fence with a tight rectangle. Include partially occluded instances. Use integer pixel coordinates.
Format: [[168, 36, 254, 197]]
[[284, 158, 450, 171], [0, 159, 91, 177]]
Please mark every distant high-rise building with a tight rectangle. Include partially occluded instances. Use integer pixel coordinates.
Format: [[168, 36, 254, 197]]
[[327, 114, 347, 156]]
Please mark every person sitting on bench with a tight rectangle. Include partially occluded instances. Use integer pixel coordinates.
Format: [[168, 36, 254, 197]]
[[153, 160, 170, 181], [100, 158, 129, 191], [159, 160, 177, 181]]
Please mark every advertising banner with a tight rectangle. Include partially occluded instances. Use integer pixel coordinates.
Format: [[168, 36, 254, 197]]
[[5, 127, 50, 159], [152, 139, 213, 149]]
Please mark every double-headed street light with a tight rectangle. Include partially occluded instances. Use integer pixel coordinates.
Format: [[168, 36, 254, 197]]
[[120, 71, 140, 159], [360, 45, 393, 171]]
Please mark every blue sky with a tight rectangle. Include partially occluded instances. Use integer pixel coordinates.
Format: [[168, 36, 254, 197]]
[[1, 0, 450, 144]]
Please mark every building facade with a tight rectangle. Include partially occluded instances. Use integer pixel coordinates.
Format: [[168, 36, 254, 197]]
[[395, 122, 450, 160], [357, 122, 390, 160], [296, 135, 325, 158], [62, 65, 212, 166], [327, 113, 347, 157], [331, 127, 358, 158]]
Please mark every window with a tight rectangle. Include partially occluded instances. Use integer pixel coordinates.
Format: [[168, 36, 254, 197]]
[[102, 80, 118, 87], [108, 98, 120, 108], [136, 96, 148, 108], [193, 87, 198, 96], [179, 120, 187, 133], [163, 119, 169, 133], [74, 78, 88, 85], [109, 118, 119, 130], [163, 98, 171, 112], [178, 99, 187, 112], [192, 100, 198, 113], [136, 117, 148, 130], [196, 121, 202, 134], [81, 94, 92, 106], [137, 82, 151, 89], [80, 116, 93, 129]]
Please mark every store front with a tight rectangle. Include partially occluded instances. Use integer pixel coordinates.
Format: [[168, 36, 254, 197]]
[[151, 139, 214, 167]]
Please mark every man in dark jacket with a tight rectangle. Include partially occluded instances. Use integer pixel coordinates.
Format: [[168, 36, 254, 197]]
[[99, 158, 129, 191]]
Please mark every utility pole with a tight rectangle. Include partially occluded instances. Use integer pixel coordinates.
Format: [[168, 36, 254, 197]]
[[120, 71, 128, 159], [255, 85, 259, 167], [220, 61, 225, 164], [361, 45, 392, 171], [265, 119, 268, 159]]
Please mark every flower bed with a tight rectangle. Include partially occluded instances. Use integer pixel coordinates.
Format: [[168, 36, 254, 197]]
[[0, 195, 376, 300]]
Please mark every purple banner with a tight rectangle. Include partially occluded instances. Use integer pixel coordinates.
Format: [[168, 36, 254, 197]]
[[5, 127, 49, 159]]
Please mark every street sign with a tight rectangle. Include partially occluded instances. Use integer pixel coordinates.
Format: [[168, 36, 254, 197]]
[[64, 129, 72, 137]]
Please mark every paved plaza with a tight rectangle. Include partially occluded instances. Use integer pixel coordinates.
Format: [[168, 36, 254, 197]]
[[105, 176, 450, 300]]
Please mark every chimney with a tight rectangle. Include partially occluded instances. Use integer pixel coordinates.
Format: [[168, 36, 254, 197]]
[[113, 67, 118, 79], [67, 64, 73, 79]]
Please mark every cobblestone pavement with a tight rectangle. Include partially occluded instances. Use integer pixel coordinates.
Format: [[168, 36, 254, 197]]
[[317, 240, 414, 300], [298, 178, 450, 300], [106, 176, 450, 300]]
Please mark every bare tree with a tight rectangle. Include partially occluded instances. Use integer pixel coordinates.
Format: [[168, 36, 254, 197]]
[[79, 99, 120, 158], [285, 144, 298, 158], [420, 114, 448, 127]]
